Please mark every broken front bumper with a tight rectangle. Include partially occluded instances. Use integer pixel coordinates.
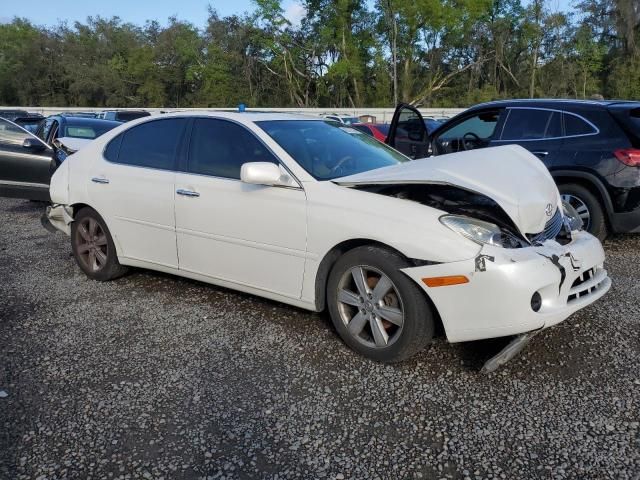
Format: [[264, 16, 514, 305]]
[[402, 230, 611, 343], [44, 204, 74, 235]]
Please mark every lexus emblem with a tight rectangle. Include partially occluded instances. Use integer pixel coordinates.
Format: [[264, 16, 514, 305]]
[[545, 203, 554, 217]]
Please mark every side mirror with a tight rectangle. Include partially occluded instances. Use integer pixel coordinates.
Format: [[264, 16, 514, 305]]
[[22, 137, 46, 151], [241, 162, 292, 187]]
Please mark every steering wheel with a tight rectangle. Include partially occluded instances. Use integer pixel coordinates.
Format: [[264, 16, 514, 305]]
[[329, 155, 354, 176], [461, 132, 481, 151]]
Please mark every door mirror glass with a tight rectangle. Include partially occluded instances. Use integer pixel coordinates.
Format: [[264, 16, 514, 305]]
[[241, 162, 292, 187], [22, 137, 46, 151]]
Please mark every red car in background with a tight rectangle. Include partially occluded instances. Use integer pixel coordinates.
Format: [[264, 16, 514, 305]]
[[351, 123, 390, 142]]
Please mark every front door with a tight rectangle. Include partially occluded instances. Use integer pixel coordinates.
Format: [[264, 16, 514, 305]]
[[175, 117, 307, 299], [0, 118, 53, 200], [386, 104, 430, 159]]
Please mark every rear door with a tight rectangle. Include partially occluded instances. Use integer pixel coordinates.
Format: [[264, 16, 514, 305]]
[[0, 118, 53, 200], [88, 118, 187, 268], [386, 104, 430, 159], [494, 107, 564, 168]]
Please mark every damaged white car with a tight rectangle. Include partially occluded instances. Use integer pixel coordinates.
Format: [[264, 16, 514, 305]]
[[45, 113, 611, 370]]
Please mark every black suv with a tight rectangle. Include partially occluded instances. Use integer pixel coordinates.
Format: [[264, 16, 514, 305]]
[[387, 100, 640, 239]]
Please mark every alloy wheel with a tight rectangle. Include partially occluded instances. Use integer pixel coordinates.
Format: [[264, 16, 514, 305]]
[[75, 217, 108, 272], [561, 194, 591, 230], [336, 265, 404, 348]]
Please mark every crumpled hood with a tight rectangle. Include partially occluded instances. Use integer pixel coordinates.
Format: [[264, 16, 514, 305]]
[[334, 144, 561, 235], [54, 136, 92, 153]]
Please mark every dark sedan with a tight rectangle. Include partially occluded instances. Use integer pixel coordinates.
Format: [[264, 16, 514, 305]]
[[0, 116, 121, 201]]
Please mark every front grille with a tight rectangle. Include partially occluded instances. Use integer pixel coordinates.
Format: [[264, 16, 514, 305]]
[[567, 267, 607, 303], [543, 208, 563, 240]]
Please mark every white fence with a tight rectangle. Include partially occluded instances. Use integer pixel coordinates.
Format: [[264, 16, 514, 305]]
[[2, 106, 466, 123]]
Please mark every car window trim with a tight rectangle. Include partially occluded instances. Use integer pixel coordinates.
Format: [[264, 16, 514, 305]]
[[183, 116, 303, 190], [494, 107, 600, 142], [101, 117, 188, 172]]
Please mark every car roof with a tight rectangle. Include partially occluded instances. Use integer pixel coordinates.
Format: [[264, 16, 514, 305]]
[[48, 115, 122, 127], [157, 111, 323, 122], [469, 98, 640, 111]]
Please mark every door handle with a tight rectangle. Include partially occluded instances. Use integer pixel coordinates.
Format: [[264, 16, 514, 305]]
[[176, 189, 200, 197], [532, 151, 549, 157], [91, 177, 109, 184]]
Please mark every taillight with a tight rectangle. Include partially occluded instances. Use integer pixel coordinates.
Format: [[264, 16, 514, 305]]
[[614, 149, 640, 166]]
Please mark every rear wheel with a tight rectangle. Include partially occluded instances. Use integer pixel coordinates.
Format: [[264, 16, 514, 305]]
[[327, 246, 434, 363], [558, 183, 607, 240], [71, 207, 127, 281]]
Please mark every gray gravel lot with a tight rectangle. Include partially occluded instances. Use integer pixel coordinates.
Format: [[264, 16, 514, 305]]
[[0, 197, 639, 480]]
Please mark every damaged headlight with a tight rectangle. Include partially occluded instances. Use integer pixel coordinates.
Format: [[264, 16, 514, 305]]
[[440, 215, 527, 248], [561, 200, 583, 231]]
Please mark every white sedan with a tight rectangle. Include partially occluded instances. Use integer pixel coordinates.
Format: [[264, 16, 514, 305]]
[[46, 112, 611, 367]]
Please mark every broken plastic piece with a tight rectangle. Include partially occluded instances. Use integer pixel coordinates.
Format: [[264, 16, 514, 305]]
[[481, 330, 540, 373]]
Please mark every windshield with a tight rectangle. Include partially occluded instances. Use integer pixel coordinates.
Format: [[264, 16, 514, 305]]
[[257, 120, 408, 180]]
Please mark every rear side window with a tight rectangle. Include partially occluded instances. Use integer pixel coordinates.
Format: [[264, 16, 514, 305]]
[[104, 134, 122, 162], [112, 119, 186, 170], [564, 113, 597, 136], [502, 109, 561, 140], [187, 118, 278, 179]]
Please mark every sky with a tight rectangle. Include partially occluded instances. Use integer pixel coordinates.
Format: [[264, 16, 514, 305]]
[[0, 0, 305, 27], [1, 0, 572, 28]]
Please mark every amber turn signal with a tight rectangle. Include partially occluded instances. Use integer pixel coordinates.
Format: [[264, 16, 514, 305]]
[[422, 275, 469, 287]]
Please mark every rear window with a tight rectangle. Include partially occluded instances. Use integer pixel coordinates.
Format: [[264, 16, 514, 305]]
[[63, 123, 118, 139], [608, 106, 640, 146], [116, 111, 150, 122], [564, 113, 597, 136]]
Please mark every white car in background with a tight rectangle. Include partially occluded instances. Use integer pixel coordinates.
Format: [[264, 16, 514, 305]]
[[45, 112, 611, 370]]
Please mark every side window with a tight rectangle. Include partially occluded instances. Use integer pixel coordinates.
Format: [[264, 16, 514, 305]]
[[187, 118, 278, 179], [38, 118, 55, 142], [501, 109, 562, 140], [0, 118, 30, 146], [439, 111, 500, 141], [564, 113, 597, 136], [396, 108, 427, 142], [114, 118, 186, 170], [104, 134, 123, 162]]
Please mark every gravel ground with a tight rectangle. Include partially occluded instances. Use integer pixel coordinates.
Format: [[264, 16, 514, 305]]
[[0, 197, 638, 480]]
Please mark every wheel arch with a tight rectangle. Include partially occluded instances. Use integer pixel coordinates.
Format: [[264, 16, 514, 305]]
[[314, 238, 444, 334], [551, 170, 613, 214]]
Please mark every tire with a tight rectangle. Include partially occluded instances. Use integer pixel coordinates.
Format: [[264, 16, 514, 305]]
[[326, 245, 434, 363], [71, 207, 128, 281], [558, 183, 608, 241]]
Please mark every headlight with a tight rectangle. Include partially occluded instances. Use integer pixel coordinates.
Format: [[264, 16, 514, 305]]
[[440, 215, 526, 248], [561, 200, 583, 231]]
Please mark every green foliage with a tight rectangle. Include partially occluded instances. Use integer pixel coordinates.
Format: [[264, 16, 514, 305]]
[[0, 0, 638, 108]]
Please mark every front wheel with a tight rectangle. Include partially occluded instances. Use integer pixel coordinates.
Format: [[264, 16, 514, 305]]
[[71, 207, 128, 281], [327, 246, 435, 363], [558, 183, 607, 241]]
